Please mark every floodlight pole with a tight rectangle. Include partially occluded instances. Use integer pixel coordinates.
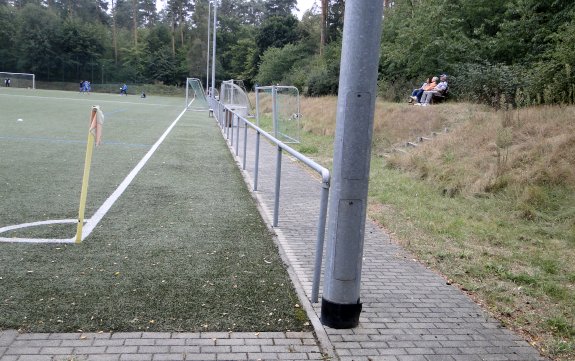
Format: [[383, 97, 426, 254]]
[[206, 1, 211, 93], [210, 0, 217, 98], [320, 1, 384, 329]]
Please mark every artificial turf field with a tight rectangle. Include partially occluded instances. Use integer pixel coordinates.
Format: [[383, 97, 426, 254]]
[[0, 88, 309, 332]]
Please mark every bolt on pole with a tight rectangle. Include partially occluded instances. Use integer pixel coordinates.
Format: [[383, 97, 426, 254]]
[[320, 1, 384, 329]]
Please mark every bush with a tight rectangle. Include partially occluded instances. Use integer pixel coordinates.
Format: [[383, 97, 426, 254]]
[[306, 67, 338, 96], [451, 63, 522, 108], [255, 43, 307, 86], [378, 76, 413, 102], [304, 42, 341, 96]]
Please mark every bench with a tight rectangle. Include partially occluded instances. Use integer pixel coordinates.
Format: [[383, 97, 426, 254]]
[[431, 87, 449, 104]]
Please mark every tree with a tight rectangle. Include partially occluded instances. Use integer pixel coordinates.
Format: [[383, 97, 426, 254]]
[[0, 4, 18, 70], [255, 43, 305, 85], [58, 18, 107, 80], [263, 0, 296, 17], [255, 14, 299, 54], [166, 0, 193, 51], [16, 4, 60, 80]]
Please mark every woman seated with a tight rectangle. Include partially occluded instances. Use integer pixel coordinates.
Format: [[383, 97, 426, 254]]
[[409, 76, 437, 104]]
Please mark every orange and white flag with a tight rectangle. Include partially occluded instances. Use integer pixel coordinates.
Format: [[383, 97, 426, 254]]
[[89, 105, 105, 146]]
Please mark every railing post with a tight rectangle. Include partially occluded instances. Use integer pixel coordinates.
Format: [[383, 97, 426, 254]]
[[227, 111, 232, 140], [312, 178, 330, 303], [254, 131, 260, 191], [272, 85, 278, 139], [243, 121, 248, 170], [235, 114, 240, 155], [273, 145, 282, 227], [255, 87, 260, 127], [219, 104, 223, 128]]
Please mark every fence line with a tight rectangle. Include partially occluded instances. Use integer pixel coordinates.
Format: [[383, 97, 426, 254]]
[[209, 97, 329, 303]]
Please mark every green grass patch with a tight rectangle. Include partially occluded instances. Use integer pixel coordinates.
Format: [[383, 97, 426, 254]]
[[0, 89, 309, 333]]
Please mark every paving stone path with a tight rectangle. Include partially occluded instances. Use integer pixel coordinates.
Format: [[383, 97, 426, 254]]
[[0, 115, 547, 361]]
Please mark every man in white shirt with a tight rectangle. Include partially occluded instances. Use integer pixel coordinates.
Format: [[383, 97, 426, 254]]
[[417, 74, 448, 106]]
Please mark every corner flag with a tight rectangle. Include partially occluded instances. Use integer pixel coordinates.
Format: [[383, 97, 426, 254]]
[[76, 106, 105, 243], [90, 105, 105, 146]]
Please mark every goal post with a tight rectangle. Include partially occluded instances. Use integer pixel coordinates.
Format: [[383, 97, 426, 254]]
[[0, 72, 35, 89], [255, 85, 301, 144], [185, 77, 209, 111]]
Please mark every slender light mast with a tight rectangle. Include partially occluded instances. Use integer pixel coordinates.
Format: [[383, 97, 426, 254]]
[[206, 1, 211, 94], [210, 0, 217, 98]]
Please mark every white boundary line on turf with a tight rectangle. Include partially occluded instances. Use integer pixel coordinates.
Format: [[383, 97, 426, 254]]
[[0, 101, 194, 244], [0, 92, 175, 107]]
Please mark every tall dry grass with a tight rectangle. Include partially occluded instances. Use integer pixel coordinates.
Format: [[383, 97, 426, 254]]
[[299, 96, 483, 155], [384, 104, 575, 195], [295, 95, 575, 360], [261, 93, 575, 195]]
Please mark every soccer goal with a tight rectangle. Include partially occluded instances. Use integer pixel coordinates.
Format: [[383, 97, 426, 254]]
[[185, 77, 209, 111], [220, 80, 251, 125], [0, 72, 35, 89], [255, 85, 301, 144]]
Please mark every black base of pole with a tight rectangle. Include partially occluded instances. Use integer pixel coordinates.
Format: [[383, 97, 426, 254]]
[[320, 298, 362, 329]]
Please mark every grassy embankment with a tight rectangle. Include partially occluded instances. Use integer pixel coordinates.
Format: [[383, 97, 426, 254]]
[[294, 97, 575, 361]]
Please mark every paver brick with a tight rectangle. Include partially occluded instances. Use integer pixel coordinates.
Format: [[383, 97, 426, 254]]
[[15, 356, 54, 361], [39, 346, 75, 354], [137, 346, 170, 354], [105, 346, 138, 353], [153, 339, 185, 346], [5, 347, 41, 354], [11, 340, 61, 348], [123, 340, 155, 346], [151, 353, 186, 360], [182, 353, 216, 360], [199, 346, 231, 353], [119, 354, 153, 361], [110, 333, 141, 339], [169, 345, 200, 353], [0, 331, 18, 347], [61, 340, 97, 347], [230, 345, 261, 353], [73, 346, 107, 354], [86, 355, 120, 361]]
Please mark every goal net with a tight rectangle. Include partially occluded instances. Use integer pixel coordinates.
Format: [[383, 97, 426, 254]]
[[220, 80, 251, 123], [0, 72, 35, 89], [185, 78, 209, 111], [255, 85, 301, 144]]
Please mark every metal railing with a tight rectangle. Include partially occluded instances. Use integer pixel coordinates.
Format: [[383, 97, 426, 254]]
[[209, 96, 329, 303]]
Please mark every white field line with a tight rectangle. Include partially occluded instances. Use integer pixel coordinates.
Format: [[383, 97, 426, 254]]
[[0, 101, 194, 244], [0, 219, 78, 244], [0, 92, 176, 107]]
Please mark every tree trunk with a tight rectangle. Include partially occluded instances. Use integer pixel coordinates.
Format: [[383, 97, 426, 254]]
[[320, 0, 328, 54], [172, 17, 176, 56], [132, 0, 138, 47], [111, 0, 118, 63]]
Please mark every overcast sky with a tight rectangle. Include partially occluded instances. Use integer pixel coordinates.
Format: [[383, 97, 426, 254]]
[[155, 0, 318, 19], [296, 0, 317, 18]]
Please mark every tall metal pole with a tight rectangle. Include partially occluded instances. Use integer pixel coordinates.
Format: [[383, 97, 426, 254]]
[[320, 1, 384, 329], [206, 1, 211, 94], [210, 0, 217, 98]]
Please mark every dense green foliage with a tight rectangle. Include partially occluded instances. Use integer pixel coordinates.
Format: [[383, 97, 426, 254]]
[[380, 0, 575, 106], [2, 0, 574, 105], [0, 0, 302, 85]]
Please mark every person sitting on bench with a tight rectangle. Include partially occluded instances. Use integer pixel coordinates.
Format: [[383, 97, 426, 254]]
[[417, 74, 448, 106], [409, 76, 436, 104]]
